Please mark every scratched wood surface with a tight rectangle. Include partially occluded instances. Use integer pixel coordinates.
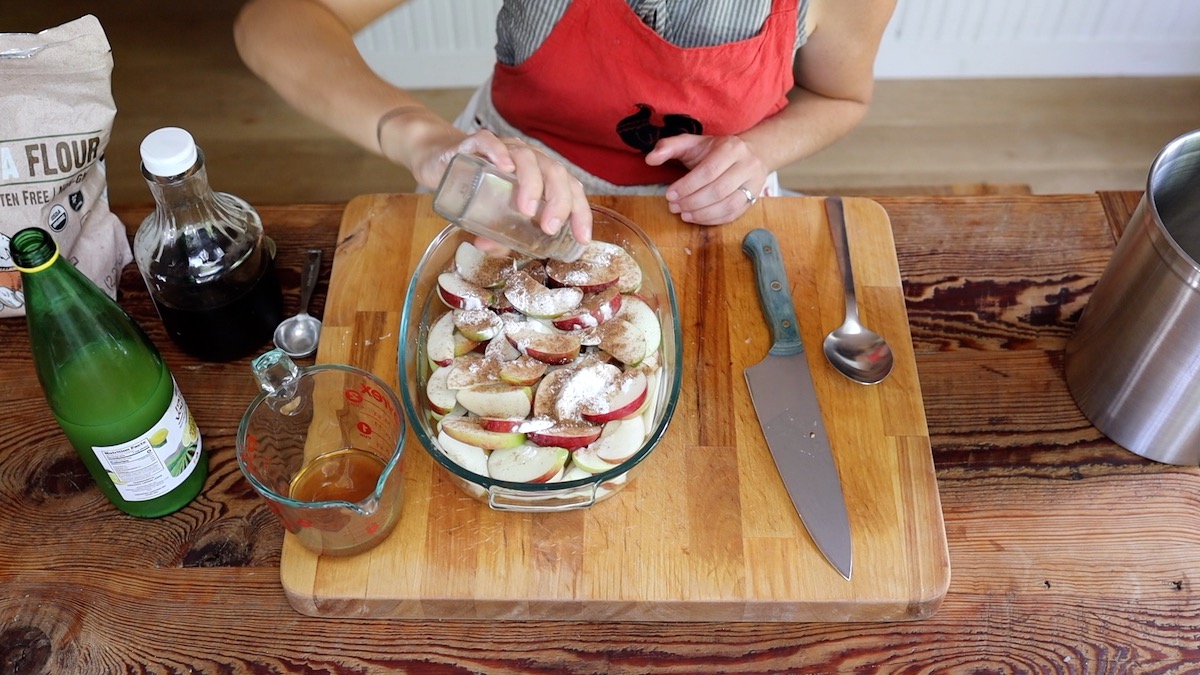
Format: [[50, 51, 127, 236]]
[[278, 194, 948, 621], [5, 194, 1200, 672]]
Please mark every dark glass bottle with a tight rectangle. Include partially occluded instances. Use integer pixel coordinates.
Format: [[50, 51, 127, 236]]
[[135, 127, 283, 361], [13, 227, 207, 517]]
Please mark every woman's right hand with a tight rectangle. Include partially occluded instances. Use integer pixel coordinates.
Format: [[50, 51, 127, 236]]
[[403, 128, 592, 246]]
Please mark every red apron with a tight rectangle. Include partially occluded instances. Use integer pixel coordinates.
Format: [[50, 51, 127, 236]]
[[490, 0, 798, 186]]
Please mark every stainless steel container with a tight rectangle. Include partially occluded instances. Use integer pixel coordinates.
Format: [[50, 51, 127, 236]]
[[1066, 129, 1200, 465]]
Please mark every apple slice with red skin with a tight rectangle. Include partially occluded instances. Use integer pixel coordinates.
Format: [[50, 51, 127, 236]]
[[507, 328, 581, 365], [499, 355, 548, 386], [582, 241, 642, 293], [456, 383, 533, 419], [503, 270, 583, 319], [545, 258, 619, 294], [436, 429, 491, 478], [488, 444, 570, 483], [454, 241, 518, 288], [481, 416, 555, 434], [592, 415, 646, 463], [440, 417, 526, 450], [552, 287, 623, 331], [580, 369, 648, 424], [453, 308, 504, 341], [438, 272, 494, 310], [425, 365, 458, 415], [552, 360, 621, 420], [527, 421, 603, 449]]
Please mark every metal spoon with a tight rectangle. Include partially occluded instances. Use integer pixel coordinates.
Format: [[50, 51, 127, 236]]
[[821, 197, 894, 385], [273, 248, 323, 358]]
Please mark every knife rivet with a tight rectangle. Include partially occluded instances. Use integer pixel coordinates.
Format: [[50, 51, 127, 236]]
[[770, 281, 782, 291], [782, 319, 792, 329]]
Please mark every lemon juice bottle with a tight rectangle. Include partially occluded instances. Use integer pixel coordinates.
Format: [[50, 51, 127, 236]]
[[13, 227, 207, 517]]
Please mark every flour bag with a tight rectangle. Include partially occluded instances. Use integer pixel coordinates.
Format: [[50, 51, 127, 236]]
[[0, 15, 131, 317]]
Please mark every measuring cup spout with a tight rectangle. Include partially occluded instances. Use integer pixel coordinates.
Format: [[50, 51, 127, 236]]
[[349, 495, 380, 517]]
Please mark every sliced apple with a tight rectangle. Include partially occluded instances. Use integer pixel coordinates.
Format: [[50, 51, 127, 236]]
[[507, 328, 581, 365], [532, 368, 575, 418], [560, 465, 595, 481], [527, 422, 603, 449], [425, 366, 458, 415], [580, 369, 648, 424], [640, 367, 662, 429], [488, 444, 569, 483], [583, 241, 642, 293], [592, 317, 647, 367], [481, 416, 556, 434], [571, 443, 621, 474], [456, 383, 533, 419], [453, 308, 504, 341], [521, 260, 548, 285], [454, 241, 518, 288], [554, 361, 621, 421], [444, 353, 500, 389], [426, 311, 457, 367], [498, 355, 548, 386], [436, 429, 490, 477], [545, 258, 619, 293], [552, 287, 622, 331], [484, 333, 522, 362], [503, 270, 583, 318], [592, 416, 646, 463], [616, 294, 661, 360], [440, 417, 526, 450], [438, 272, 494, 310]]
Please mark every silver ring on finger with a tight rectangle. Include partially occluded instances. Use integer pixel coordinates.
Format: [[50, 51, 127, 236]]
[[739, 186, 758, 206]]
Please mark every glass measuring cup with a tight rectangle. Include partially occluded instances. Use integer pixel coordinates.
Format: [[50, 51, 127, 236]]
[[236, 349, 405, 556]]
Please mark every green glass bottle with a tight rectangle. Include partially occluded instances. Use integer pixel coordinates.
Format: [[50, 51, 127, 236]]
[[12, 227, 207, 517]]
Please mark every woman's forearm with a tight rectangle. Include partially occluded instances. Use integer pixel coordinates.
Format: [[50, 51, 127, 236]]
[[233, 0, 436, 158]]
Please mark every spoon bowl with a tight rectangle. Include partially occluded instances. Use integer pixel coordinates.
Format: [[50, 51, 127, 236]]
[[273, 248, 323, 358], [822, 197, 894, 385]]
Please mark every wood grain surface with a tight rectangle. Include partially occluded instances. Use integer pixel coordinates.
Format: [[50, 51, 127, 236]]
[[4, 194, 1200, 673], [279, 194, 949, 621]]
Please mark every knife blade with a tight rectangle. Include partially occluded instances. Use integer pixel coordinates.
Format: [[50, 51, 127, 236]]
[[742, 227, 853, 580]]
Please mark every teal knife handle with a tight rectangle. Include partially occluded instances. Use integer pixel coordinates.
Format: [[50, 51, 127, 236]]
[[742, 228, 804, 357]]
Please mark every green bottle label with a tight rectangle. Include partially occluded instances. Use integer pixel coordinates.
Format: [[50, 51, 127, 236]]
[[90, 379, 202, 501]]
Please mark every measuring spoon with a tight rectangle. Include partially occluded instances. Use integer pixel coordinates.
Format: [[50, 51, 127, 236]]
[[273, 248, 323, 358]]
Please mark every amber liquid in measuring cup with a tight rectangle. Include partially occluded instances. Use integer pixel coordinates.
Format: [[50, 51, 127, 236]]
[[289, 448, 386, 503]]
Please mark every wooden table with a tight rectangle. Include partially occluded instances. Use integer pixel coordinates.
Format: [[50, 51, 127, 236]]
[[2, 191, 1195, 672]]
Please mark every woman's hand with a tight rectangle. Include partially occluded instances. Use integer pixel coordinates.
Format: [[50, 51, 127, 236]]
[[647, 133, 769, 226], [402, 128, 593, 246]]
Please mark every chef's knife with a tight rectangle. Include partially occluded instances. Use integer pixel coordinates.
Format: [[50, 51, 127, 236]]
[[742, 228, 853, 581]]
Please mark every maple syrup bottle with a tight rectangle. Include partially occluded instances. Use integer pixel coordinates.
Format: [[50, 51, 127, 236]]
[[135, 127, 283, 361]]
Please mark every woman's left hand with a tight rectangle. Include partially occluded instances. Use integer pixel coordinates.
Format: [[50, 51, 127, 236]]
[[646, 133, 769, 226]]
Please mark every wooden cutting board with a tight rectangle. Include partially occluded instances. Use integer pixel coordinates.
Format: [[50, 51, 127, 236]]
[[280, 193, 949, 622]]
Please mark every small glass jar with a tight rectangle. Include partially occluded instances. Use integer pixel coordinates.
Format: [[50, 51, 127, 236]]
[[432, 153, 587, 262]]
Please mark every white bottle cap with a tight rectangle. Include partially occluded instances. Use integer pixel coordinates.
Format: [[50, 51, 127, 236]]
[[140, 127, 199, 177]]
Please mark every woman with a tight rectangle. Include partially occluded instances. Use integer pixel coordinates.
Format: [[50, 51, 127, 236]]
[[234, 0, 896, 242]]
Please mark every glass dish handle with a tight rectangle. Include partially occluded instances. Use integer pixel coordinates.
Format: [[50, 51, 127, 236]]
[[487, 484, 599, 512]]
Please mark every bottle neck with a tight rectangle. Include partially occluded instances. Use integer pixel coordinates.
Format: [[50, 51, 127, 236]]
[[11, 227, 60, 272], [143, 150, 217, 213]]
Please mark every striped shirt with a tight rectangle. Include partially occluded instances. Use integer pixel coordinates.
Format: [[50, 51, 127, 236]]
[[495, 0, 810, 66]]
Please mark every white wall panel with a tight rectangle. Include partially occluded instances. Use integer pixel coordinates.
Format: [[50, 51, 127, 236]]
[[356, 0, 1200, 89]]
